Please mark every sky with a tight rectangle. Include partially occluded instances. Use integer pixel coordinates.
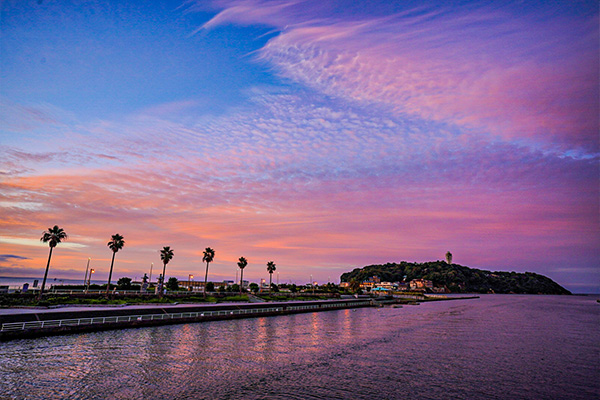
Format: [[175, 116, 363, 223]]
[[0, 0, 598, 292]]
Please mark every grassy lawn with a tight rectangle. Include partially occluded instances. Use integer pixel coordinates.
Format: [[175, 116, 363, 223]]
[[0, 293, 257, 307]]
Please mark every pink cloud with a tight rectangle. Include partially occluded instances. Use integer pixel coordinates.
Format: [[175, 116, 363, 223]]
[[197, 0, 300, 33], [261, 22, 597, 153], [197, 0, 598, 154]]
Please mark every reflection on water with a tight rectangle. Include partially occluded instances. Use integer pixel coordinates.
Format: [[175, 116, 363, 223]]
[[1, 295, 598, 400]]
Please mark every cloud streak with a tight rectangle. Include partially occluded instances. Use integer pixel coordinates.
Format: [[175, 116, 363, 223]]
[[200, 0, 598, 154]]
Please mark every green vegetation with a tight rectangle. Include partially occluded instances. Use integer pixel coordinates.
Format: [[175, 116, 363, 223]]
[[340, 261, 571, 295], [0, 292, 257, 307], [117, 277, 133, 290], [0, 294, 167, 307], [166, 277, 179, 291]]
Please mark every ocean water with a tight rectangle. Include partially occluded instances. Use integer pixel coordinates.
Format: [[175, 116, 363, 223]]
[[0, 277, 106, 288], [0, 295, 598, 400]]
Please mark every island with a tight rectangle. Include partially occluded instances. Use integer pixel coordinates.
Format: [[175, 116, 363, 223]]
[[340, 261, 571, 295]]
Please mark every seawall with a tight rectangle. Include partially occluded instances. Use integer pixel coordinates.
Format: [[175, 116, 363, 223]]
[[0, 299, 374, 341]]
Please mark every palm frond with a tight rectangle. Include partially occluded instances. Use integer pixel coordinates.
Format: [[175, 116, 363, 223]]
[[160, 246, 174, 264], [40, 225, 68, 247], [107, 233, 125, 253], [202, 247, 215, 263]]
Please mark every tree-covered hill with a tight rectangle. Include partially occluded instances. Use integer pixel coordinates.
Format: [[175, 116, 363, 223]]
[[340, 261, 571, 295]]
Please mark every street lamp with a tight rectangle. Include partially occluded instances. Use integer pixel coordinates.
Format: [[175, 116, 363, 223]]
[[83, 257, 91, 286], [189, 274, 194, 292], [86, 268, 95, 294]]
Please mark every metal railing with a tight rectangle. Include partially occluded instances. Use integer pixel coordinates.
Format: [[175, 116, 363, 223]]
[[0, 300, 372, 333], [1, 307, 283, 332]]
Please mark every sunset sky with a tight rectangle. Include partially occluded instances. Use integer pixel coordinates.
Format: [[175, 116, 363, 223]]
[[1, 0, 598, 292]]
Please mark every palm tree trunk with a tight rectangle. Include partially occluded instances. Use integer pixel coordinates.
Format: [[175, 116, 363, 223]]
[[203, 261, 209, 298], [39, 246, 53, 299], [106, 251, 116, 295], [269, 273, 272, 292], [160, 262, 167, 298], [240, 269, 244, 296]]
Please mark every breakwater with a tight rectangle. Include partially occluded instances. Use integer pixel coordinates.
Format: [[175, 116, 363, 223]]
[[0, 298, 374, 341]]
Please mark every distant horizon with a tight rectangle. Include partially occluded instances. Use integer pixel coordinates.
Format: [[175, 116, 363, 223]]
[[1, 276, 595, 295], [2, 258, 596, 294], [1, 1, 598, 295]]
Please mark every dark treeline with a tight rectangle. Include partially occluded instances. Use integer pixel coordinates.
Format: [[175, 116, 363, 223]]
[[340, 261, 571, 295]]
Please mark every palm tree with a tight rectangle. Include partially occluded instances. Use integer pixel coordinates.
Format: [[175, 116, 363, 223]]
[[445, 251, 453, 265], [202, 247, 215, 298], [266, 261, 276, 292], [39, 225, 68, 298], [237, 256, 248, 295], [159, 246, 174, 297], [106, 233, 125, 294]]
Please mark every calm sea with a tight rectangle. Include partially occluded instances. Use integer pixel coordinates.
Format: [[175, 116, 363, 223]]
[[0, 295, 598, 400], [0, 277, 105, 288]]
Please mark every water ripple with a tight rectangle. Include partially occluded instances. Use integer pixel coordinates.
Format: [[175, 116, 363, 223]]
[[1, 296, 598, 400]]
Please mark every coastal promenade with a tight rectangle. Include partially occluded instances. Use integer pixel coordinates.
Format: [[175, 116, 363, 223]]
[[0, 298, 374, 341]]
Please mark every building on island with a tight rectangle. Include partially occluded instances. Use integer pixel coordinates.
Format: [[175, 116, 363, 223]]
[[359, 276, 381, 290], [377, 281, 396, 290], [371, 287, 392, 296], [409, 279, 433, 291]]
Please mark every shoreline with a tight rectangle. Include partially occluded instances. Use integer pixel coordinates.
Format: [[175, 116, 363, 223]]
[[0, 296, 481, 342]]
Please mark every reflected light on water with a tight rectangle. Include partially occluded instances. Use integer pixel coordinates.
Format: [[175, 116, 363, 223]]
[[0, 296, 598, 400]]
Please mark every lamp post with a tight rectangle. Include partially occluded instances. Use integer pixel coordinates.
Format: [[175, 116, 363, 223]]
[[189, 274, 194, 292], [149, 263, 153, 286], [83, 257, 91, 286], [86, 268, 95, 294]]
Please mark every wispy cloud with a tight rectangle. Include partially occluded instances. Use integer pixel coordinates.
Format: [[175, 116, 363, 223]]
[[0, 254, 30, 262], [197, 0, 300, 33], [0, 236, 88, 250], [200, 0, 598, 155]]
